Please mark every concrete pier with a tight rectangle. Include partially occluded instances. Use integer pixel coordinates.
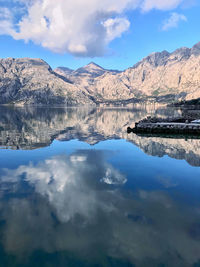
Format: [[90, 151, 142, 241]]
[[127, 117, 200, 135]]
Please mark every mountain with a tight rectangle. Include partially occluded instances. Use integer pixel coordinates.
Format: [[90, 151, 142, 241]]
[[54, 41, 200, 104], [73, 62, 106, 76], [86, 41, 200, 103], [1, 42, 200, 105], [0, 58, 94, 106], [54, 62, 120, 96], [55, 62, 120, 79], [53, 66, 73, 76]]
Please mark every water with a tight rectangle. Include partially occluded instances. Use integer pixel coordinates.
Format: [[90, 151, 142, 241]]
[[0, 105, 200, 267]]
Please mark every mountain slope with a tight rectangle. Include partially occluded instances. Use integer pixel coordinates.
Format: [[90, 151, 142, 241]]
[[1, 42, 200, 106], [54, 42, 200, 104], [54, 62, 120, 94], [0, 58, 94, 105], [54, 67, 73, 76], [88, 42, 200, 103], [123, 42, 200, 101]]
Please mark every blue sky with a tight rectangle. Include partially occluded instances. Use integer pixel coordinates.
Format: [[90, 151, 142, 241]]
[[0, 0, 199, 70]]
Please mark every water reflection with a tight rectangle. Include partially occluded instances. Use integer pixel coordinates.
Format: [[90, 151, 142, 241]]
[[1, 105, 200, 266], [2, 151, 126, 223], [128, 135, 200, 167], [1, 105, 200, 167], [0, 105, 180, 150], [0, 150, 200, 266]]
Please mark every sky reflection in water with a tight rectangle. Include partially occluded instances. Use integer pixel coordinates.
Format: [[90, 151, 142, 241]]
[[0, 106, 200, 266]]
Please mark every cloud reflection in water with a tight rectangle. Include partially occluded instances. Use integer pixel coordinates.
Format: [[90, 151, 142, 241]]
[[0, 150, 200, 266], [2, 150, 126, 223]]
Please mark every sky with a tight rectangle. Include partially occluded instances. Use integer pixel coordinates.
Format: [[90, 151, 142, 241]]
[[0, 0, 199, 70]]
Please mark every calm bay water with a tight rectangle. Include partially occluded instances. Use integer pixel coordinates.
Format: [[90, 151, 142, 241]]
[[0, 105, 200, 266]]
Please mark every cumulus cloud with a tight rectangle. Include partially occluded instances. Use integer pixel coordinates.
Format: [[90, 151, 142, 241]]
[[0, 0, 187, 56], [102, 17, 130, 43], [162, 12, 187, 31]]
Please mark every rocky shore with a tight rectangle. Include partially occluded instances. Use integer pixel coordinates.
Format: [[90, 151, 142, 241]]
[[169, 98, 200, 108]]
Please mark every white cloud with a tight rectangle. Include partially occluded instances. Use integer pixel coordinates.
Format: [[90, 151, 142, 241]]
[[7, 0, 136, 57], [142, 0, 184, 11], [0, 7, 14, 34], [102, 17, 130, 43], [0, 0, 188, 56], [162, 12, 187, 31]]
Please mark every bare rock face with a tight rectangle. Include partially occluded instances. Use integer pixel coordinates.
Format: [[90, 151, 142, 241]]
[[55, 42, 200, 104], [0, 58, 94, 106], [123, 42, 200, 102], [55, 62, 121, 103], [1, 42, 200, 106], [54, 66, 73, 77], [94, 42, 200, 103]]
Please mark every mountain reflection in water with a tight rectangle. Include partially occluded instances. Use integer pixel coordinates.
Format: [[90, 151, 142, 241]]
[[0, 105, 200, 266], [0, 105, 200, 166]]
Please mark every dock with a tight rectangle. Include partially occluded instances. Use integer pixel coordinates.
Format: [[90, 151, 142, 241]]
[[127, 117, 200, 135]]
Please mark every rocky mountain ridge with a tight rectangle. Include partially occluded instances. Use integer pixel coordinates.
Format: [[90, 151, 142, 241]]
[[1, 42, 200, 105], [0, 58, 94, 106], [55, 41, 200, 104]]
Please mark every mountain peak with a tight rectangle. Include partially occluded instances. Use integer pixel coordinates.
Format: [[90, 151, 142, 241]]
[[191, 41, 200, 56], [134, 50, 170, 68], [84, 62, 104, 70], [73, 62, 106, 77]]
